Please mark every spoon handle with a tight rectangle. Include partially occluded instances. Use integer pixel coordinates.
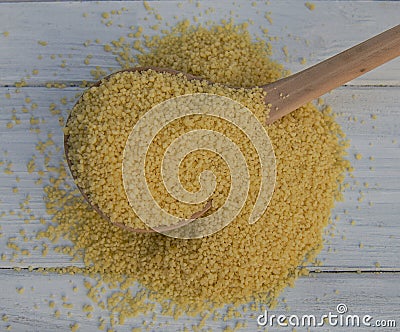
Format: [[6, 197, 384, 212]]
[[264, 24, 400, 124]]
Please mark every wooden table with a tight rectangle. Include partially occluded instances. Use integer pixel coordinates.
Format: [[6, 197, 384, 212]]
[[0, 1, 399, 331]]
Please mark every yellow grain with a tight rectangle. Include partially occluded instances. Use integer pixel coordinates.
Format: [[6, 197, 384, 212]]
[[305, 2, 316, 11], [16, 287, 25, 295], [70, 323, 79, 332]]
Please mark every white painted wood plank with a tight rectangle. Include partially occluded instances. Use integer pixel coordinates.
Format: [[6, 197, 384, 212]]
[[318, 86, 400, 270], [0, 1, 399, 330], [0, 1, 399, 86], [0, 270, 398, 331], [0, 85, 399, 270]]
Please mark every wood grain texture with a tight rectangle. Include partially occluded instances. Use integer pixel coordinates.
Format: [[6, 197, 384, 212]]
[[0, 1, 399, 86], [0, 86, 399, 271], [0, 0, 399, 331], [0, 270, 398, 331]]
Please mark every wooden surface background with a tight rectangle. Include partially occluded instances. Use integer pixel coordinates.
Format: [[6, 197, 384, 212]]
[[0, 1, 399, 331]]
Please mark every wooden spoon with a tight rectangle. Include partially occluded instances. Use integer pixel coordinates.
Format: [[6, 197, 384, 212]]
[[265, 24, 400, 123], [64, 24, 400, 234]]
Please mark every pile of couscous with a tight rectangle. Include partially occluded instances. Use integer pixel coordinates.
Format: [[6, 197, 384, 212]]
[[56, 21, 350, 314]]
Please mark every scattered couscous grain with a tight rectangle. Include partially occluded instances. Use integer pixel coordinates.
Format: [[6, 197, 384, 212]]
[[83, 304, 94, 312], [70, 322, 79, 332], [16, 287, 25, 295], [305, 2, 316, 11]]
